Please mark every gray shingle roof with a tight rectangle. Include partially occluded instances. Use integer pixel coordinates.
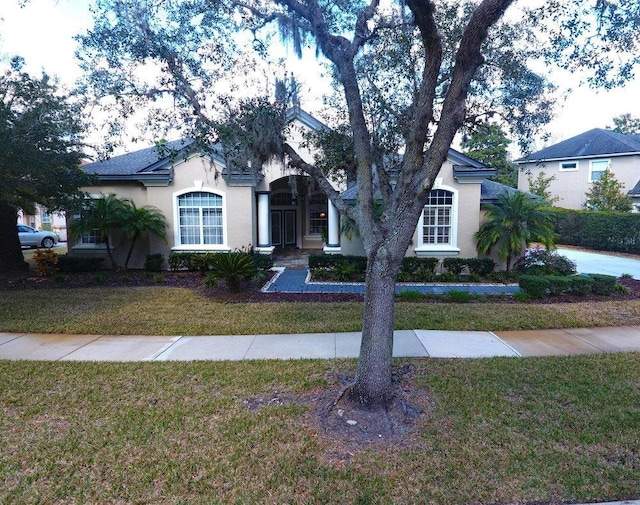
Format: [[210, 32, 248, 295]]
[[515, 129, 640, 163], [83, 139, 193, 178]]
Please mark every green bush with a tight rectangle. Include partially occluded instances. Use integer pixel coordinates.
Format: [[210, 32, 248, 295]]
[[516, 248, 576, 276], [397, 290, 423, 301], [144, 254, 165, 272], [546, 275, 572, 296], [569, 275, 594, 296], [446, 290, 471, 303], [553, 208, 640, 254], [308, 253, 367, 274], [168, 252, 194, 271], [208, 251, 258, 292], [400, 257, 439, 276], [249, 250, 273, 271], [518, 275, 550, 298], [190, 253, 214, 275], [589, 274, 617, 295], [467, 258, 496, 276], [57, 255, 105, 272], [33, 249, 59, 277], [442, 258, 467, 275]]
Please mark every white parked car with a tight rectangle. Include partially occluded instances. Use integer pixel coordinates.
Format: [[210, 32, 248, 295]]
[[17, 225, 59, 249]]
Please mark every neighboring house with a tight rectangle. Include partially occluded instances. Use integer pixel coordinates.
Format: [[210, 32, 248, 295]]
[[516, 128, 640, 210], [74, 108, 503, 269], [17, 206, 67, 241]]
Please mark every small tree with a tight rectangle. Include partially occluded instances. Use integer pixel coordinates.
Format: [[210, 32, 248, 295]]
[[527, 171, 559, 206], [462, 122, 518, 187], [475, 192, 557, 271], [69, 194, 128, 269], [584, 168, 632, 212], [120, 202, 168, 270]]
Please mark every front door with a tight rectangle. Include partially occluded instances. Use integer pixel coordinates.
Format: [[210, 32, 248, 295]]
[[271, 209, 297, 248]]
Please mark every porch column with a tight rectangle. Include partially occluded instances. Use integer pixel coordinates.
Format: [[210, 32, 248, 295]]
[[255, 191, 274, 254], [324, 200, 341, 254]]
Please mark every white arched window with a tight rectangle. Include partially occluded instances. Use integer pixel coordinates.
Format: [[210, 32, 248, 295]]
[[415, 188, 460, 256], [177, 191, 224, 246]]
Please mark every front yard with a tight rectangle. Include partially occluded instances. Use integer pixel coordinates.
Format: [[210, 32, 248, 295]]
[[1, 355, 638, 504]]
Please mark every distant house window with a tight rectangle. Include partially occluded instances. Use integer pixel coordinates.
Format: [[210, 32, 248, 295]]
[[590, 159, 610, 182], [177, 191, 223, 245], [559, 161, 578, 171], [308, 193, 328, 235]]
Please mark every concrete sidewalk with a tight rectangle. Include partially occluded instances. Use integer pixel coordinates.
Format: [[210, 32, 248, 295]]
[[1, 326, 640, 362]]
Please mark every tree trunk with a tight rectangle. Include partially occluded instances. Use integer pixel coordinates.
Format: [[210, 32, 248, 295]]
[[0, 201, 29, 272], [350, 250, 399, 407]]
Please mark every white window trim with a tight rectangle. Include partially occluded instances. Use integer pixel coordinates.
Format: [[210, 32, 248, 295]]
[[559, 161, 579, 172], [306, 191, 328, 238], [172, 187, 229, 251], [589, 159, 610, 183], [415, 185, 460, 257]]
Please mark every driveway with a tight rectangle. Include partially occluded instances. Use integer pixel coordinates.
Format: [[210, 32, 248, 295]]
[[557, 247, 640, 278]]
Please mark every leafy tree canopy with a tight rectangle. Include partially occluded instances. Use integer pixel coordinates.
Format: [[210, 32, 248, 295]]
[[0, 58, 91, 272], [461, 122, 518, 187], [609, 114, 640, 135], [0, 58, 89, 213]]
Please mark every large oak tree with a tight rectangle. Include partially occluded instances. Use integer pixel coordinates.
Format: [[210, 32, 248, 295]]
[[77, 0, 638, 407], [0, 59, 90, 272]]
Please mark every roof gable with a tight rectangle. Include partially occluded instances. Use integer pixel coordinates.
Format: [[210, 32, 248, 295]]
[[516, 129, 640, 163]]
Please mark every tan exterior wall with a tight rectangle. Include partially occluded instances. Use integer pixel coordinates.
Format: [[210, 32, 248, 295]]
[[517, 154, 640, 209]]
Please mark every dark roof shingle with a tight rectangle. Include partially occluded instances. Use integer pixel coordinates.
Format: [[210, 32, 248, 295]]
[[516, 129, 640, 163]]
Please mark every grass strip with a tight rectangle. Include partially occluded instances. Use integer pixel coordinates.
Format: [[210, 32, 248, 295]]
[[2, 286, 640, 335], [0, 355, 638, 504]]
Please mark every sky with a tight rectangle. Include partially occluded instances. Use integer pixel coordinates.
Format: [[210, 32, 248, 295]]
[[1, 0, 640, 156]]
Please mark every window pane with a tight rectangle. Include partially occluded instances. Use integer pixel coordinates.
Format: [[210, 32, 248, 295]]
[[423, 190, 453, 245], [178, 192, 223, 246]]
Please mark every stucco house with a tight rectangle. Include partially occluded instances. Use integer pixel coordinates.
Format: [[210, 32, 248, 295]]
[[73, 108, 502, 269], [516, 128, 640, 210]]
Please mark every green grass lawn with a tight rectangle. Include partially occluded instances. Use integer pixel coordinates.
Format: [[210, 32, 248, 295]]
[[2, 285, 640, 335], [1, 355, 638, 504]]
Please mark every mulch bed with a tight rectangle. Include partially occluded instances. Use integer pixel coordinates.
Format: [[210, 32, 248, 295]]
[[1, 269, 640, 304]]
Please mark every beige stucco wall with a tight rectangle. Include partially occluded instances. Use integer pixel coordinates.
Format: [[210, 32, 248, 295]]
[[74, 156, 258, 269], [517, 154, 640, 209], [340, 161, 485, 260]]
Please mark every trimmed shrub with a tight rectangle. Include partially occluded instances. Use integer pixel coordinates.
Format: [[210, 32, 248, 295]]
[[467, 258, 496, 276], [589, 274, 617, 295], [144, 253, 165, 272], [546, 275, 572, 296], [57, 255, 105, 272], [569, 275, 594, 296], [516, 248, 577, 276], [518, 275, 550, 298], [308, 253, 367, 274], [400, 257, 439, 276], [553, 208, 640, 254], [168, 252, 194, 271], [249, 250, 273, 271], [33, 249, 59, 277], [442, 257, 467, 275]]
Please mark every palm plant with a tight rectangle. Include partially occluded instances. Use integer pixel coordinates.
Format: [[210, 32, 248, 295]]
[[69, 194, 128, 269], [120, 202, 168, 270], [475, 192, 557, 271]]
